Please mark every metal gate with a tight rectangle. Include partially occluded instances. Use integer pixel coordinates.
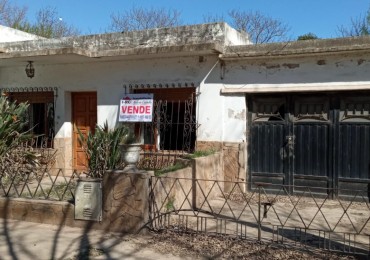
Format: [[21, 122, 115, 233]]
[[248, 93, 370, 195]]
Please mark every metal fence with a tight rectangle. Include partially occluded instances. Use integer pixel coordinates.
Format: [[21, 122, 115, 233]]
[[0, 166, 78, 202], [149, 177, 370, 256]]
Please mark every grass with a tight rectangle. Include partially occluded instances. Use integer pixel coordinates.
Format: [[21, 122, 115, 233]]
[[31, 181, 76, 201], [182, 149, 216, 159], [165, 196, 175, 212], [154, 162, 187, 176]]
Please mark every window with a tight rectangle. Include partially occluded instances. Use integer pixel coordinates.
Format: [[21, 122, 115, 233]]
[[7, 91, 55, 148], [134, 88, 196, 152]]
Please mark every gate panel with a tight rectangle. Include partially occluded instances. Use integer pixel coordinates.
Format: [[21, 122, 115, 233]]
[[338, 124, 370, 179], [338, 96, 370, 191], [292, 96, 332, 191], [250, 123, 286, 185], [249, 96, 287, 187], [294, 124, 330, 189]]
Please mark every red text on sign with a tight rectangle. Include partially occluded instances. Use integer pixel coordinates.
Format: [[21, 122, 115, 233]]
[[122, 105, 151, 114]]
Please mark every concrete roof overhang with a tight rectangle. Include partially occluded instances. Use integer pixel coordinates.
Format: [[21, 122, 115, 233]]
[[0, 23, 250, 67], [220, 35, 370, 61], [0, 43, 223, 67]]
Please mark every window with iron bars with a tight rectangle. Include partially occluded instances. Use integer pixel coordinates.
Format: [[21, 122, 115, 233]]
[[134, 88, 197, 153]]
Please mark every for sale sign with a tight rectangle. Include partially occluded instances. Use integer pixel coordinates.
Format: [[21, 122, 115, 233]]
[[119, 94, 153, 122]]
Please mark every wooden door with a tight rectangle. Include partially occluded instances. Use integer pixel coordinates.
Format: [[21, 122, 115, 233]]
[[72, 92, 97, 171]]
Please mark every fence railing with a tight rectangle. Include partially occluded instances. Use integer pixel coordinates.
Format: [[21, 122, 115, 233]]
[[149, 177, 370, 255], [0, 167, 79, 202]]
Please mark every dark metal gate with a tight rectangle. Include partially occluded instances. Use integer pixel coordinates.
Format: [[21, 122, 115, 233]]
[[248, 92, 370, 195]]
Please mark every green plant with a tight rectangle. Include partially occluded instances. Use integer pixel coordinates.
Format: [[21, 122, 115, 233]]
[[154, 162, 187, 176], [78, 122, 129, 178], [297, 32, 319, 41], [0, 95, 38, 170], [182, 149, 216, 159], [119, 125, 137, 144], [165, 196, 175, 212]]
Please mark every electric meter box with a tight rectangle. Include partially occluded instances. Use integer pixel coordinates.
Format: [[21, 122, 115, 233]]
[[75, 178, 102, 221]]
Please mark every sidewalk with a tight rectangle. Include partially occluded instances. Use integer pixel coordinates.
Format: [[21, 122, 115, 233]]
[[0, 219, 185, 260]]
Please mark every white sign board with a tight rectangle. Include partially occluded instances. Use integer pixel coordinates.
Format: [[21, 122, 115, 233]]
[[119, 94, 153, 122]]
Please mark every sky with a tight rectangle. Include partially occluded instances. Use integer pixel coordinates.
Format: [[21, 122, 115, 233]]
[[11, 0, 370, 39]]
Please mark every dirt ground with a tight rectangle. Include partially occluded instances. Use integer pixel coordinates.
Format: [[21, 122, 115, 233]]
[[0, 218, 366, 260], [133, 230, 362, 260], [67, 229, 362, 260]]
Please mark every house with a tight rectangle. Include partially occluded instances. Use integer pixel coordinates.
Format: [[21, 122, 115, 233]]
[[0, 23, 369, 193], [0, 23, 249, 178]]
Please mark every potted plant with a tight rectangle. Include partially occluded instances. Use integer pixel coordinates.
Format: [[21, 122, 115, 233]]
[[119, 125, 142, 169]]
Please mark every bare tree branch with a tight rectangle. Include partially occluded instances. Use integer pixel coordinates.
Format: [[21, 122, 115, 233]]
[[0, 2, 79, 38], [109, 6, 182, 32], [0, 0, 8, 17], [0, 0, 28, 29], [202, 13, 225, 24], [228, 10, 290, 44], [29, 7, 80, 38], [337, 15, 369, 37]]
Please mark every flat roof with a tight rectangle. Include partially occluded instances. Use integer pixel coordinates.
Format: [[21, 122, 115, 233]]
[[0, 23, 249, 65], [221, 35, 370, 60]]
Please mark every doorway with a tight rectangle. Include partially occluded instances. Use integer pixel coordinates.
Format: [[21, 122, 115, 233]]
[[72, 92, 97, 171]]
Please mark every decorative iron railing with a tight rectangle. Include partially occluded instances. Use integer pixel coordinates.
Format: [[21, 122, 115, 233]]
[[137, 96, 198, 170], [149, 177, 370, 256], [0, 167, 79, 202]]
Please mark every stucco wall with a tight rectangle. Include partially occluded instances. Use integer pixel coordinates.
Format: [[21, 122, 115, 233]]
[[197, 60, 247, 144], [220, 53, 370, 92], [152, 152, 224, 211]]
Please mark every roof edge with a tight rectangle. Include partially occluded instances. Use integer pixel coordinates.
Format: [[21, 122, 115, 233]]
[[221, 36, 370, 60]]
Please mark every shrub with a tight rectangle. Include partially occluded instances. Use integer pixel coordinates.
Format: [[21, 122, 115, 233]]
[[78, 122, 129, 178], [0, 95, 38, 171]]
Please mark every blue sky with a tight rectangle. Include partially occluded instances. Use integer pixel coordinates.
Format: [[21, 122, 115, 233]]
[[12, 0, 370, 39]]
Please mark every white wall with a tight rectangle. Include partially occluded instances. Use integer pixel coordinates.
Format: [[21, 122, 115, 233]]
[[221, 53, 370, 91], [197, 60, 247, 143], [0, 55, 220, 141], [197, 81, 246, 143]]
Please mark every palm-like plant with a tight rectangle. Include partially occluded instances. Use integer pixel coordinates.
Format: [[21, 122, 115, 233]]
[[78, 122, 129, 178], [0, 95, 37, 169]]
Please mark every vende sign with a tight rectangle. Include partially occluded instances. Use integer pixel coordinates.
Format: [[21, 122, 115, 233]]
[[119, 94, 153, 122]]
